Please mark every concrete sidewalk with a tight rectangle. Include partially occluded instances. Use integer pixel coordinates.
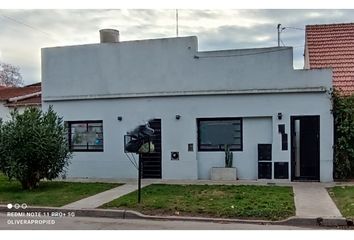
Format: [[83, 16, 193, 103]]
[[62, 183, 150, 209], [293, 183, 343, 218]]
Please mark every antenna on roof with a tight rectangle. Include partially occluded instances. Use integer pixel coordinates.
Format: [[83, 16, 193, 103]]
[[176, 9, 179, 37], [277, 24, 281, 47]]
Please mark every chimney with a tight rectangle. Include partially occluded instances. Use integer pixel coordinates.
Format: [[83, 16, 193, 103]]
[[99, 29, 120, 43]]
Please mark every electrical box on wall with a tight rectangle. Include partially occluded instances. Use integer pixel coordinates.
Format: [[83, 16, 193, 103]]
[[274, 162, 289, 179], [188, 143, 193, 152], [258, 162, 272, 179], [278, 124, 288, 151], [281, 133, 288, 151], [258, 144, 272, 179], [258, 144, 272, 161], [171, 152, 179, 160]]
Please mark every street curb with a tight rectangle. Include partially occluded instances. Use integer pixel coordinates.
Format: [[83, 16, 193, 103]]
[[0, 205, 348, 227]]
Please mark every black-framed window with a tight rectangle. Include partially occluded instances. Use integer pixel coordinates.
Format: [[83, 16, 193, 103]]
[[67, 120, 103, 152], [197, 118, 243, 151]]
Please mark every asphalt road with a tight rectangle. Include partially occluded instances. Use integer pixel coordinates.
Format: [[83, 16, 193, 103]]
[[0, 213, 315, 230]]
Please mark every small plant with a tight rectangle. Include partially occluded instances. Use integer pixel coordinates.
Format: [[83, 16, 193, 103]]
[[224, 144, 233, 168]]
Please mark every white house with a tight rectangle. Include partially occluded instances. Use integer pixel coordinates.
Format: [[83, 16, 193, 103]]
[[42, 29, 333, 182]]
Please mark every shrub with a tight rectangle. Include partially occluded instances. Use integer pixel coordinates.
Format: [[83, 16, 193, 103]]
[[0, 106, 72, 189], [332, 90, 354, 179]]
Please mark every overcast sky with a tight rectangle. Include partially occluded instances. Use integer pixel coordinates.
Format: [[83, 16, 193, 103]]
[[0, 9, 354, 85]]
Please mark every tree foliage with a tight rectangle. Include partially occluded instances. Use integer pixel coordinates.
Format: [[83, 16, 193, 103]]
[[0, 62, 23, 87], [0, 106, 72, 189], [332, 90, 354, 179]]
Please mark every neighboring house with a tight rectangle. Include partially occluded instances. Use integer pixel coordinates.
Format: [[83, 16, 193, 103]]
[[42, 29, 333, 182], [0, 83, 41, 122], [304, 23, 354, 95]]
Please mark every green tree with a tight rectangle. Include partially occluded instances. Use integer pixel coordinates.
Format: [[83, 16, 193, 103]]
[[0, 106, 72, 189]]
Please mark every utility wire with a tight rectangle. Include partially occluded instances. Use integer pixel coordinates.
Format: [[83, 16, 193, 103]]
[[284, 26, 305, 31], [277, 25, 304, 48], [0, 14, 56, 41], [280, 39, 286, 47]]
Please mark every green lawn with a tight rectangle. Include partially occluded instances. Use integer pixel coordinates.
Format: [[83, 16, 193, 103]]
[[102, 184, 295, 220], [328, 186, 354, 219], [0, 174, 121, 207]]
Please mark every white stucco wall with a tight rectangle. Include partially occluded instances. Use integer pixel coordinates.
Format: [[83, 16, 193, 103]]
[[41, 36, 333, 182], [0, 104, 38, 123], [42, 92, 333, 182], [0, 101, 10, 122], [42, 36, 331, 101], [198, 117, 273, 180]]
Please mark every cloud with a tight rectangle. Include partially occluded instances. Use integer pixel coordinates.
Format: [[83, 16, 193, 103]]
[[0, 9, 354, 84]]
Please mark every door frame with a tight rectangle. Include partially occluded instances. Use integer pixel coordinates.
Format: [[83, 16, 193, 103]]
[[290, 115, 320, 181]]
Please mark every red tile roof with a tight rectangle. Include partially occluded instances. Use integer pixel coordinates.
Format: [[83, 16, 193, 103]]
[[305, 23, 354, 95], [25, 82, 41, 87], [5, 95, 41, 107], [0, 85, 41, 101], [0, 83, 41, 107]]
